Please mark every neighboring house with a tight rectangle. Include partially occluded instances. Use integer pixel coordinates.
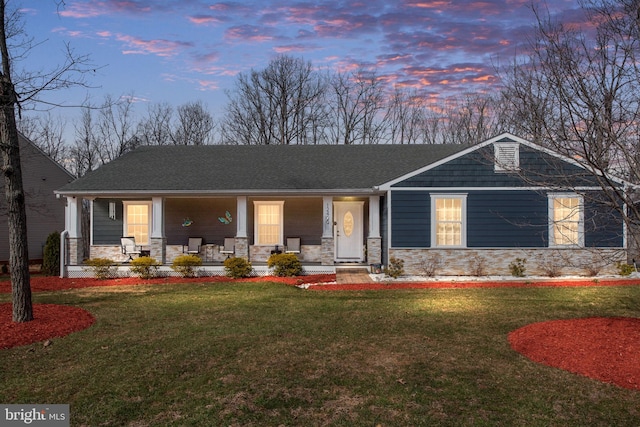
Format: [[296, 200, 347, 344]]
[[55, 133, 626, 277], [0, 133, 74, 263]]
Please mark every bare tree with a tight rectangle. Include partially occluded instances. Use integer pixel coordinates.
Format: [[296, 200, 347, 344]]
[[498, 0, 640, 256], [440, 94, 503, 145], [221, 55, 326, 145], [327, 68, 386, 144], [383, 88, 426, 144], [137, 102, 173, 146], [95, 94, 138, 163], [17, 113, 68, 162], [172, 100, 215, 145], [69, 106, 99, 177], [0, 1, 93, 322]]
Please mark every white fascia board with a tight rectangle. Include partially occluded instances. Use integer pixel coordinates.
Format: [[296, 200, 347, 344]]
[[389, 186, 607, 192], [54, 188, 382, 198]]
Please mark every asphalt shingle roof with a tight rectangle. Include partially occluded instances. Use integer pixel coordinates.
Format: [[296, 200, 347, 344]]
[[57, 144, 469, 194]]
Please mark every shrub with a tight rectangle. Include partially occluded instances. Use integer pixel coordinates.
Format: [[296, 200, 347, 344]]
[[41, 231, 61, 276], [421, 254, 442, 277], [171, 254, 202, 278], [130, 256, 161, 279], [539, 255, 562, 277], [470, 255, 487, 277], [617, 262, 635, 276], [509, 258, 527, 277], [385, 257, 405, 279], [224, 257, 253, 278], [84, 258, 116, 279], [267, 253, 303, 277]]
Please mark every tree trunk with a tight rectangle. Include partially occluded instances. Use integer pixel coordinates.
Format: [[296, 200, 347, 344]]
[[0, 81, 32, 322], [0, 0, 32, 323]]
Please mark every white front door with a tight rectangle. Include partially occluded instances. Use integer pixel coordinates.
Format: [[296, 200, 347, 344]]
[[334, 201, 364, 262]]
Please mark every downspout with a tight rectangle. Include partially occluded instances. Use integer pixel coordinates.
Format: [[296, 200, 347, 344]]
[[60, 230, 68, 278]]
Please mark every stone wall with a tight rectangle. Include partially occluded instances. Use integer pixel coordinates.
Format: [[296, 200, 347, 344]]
[[389, 248, 626, 277], [367, 237, 381, 264]]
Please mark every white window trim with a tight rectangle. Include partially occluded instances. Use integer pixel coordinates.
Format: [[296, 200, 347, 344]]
[[548, 193, 584, 247], [122, 201, 152, 246], [253, 201, 285, 246], [430, 194, 467, 248], [494, 142, 520, 172]]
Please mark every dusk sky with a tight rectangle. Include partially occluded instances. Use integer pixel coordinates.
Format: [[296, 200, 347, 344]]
[[19, 0, 583, 126]]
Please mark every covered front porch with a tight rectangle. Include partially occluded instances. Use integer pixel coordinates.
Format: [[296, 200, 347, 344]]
[[61, 194, 383, 278]]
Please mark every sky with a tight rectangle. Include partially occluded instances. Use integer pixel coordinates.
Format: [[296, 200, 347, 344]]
[[17, 0, 583, 131]]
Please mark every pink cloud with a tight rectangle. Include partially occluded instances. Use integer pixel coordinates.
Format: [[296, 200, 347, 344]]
[[188, 15, 224, 25], [197, 80, 219, 91], [225, 25, 276, 43], [115, 34, 193, 57]]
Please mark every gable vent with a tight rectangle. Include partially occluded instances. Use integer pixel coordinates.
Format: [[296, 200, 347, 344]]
[[494, 143, 519, 172]]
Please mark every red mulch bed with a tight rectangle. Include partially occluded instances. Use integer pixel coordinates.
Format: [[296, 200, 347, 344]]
[[2, 275, 639, 391], [509, 317, 640, 390], [0, 303, 95, 349]]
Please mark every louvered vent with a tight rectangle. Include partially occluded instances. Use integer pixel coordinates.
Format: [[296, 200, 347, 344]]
[[494, 143, 519, 172]]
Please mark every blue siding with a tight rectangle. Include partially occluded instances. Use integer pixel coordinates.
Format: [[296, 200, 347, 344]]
[[393, 146, 599, 188], [584, 194, 623, 247], [390, 190, 623, 248], [467, 192, 547, 247], [391, 191, 430, 247]]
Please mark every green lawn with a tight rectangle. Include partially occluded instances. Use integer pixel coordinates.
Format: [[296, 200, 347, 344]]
[[1, 282, 639, 426]]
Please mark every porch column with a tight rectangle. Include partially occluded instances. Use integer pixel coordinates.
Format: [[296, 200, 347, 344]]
[[235, 196, 249, 259], [150, 197, 166, 263], [65, 196, 83, 265], [321, 196, 334, 265], [367, 195, 382, 264]]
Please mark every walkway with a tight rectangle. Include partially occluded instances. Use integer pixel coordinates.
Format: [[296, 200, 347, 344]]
[[335, 268, 372, 284]]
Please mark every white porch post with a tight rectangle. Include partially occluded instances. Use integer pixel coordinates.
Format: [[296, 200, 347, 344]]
[[236, 196, 249, 259], [150, 197, 166, 262], [367, 195, 382, 265], [65, 196, 84, 265], [321, 196, 334, 265]]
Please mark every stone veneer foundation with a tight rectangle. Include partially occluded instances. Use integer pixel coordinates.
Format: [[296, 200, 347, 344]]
[[389, 248, 625, 277]]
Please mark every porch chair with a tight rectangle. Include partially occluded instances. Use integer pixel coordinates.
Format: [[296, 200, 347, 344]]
[[121, 237, 142, 261], [220, 237, 235, 258], [285, 237, 301, 254], [183, 237, 203, 255]]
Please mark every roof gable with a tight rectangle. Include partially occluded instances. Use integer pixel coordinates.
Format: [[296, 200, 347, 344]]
[[381, 133, 607, 189]]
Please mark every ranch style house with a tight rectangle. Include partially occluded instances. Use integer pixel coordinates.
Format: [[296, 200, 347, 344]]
[[55, 133, 627, 277]]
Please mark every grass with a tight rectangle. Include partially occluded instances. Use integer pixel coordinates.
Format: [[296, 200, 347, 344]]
[[1, 281, 639, 426]]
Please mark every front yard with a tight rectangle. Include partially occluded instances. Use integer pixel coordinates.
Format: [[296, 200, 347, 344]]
[[1, 280, 639, 425]]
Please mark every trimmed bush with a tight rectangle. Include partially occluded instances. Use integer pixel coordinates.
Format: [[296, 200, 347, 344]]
[[130, 256, 161, 279], [509, 258, 527, 277], [267, 253, 303, 277], [84, 258, 116, 279], [171, 254, 203, 278], [224, 257, 253, 278], [617, 262, 635, 276], [41, 231, 61, 276]]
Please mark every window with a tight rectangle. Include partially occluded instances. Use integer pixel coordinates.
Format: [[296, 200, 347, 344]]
[[431, 194, 467, 247], [494, 143, 519, 172], [549, 194, 583, 247], [254, 201, 284, 245], [123, 201, 151, 245]]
